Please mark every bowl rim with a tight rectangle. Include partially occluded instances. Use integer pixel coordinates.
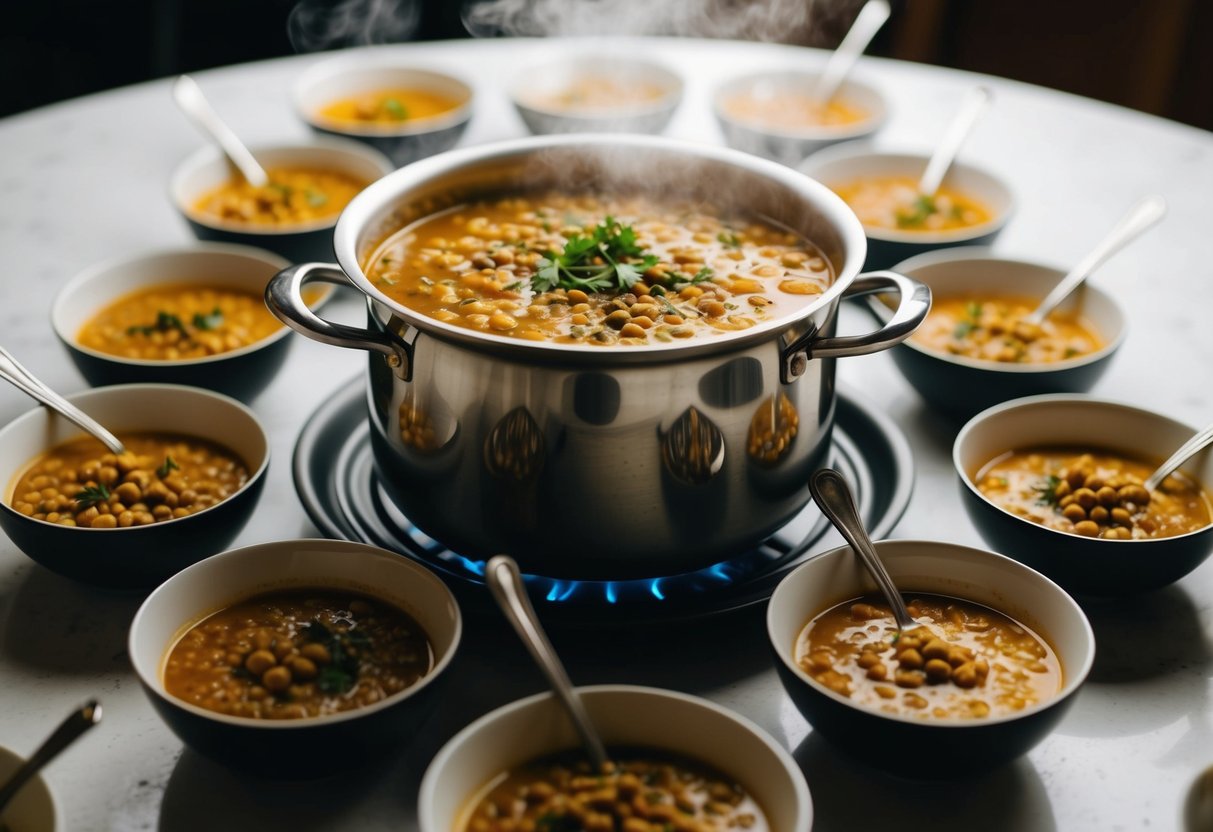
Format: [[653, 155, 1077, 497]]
[[0, 383, 270, 533], [767, 537, 1096, 729], [800, 143, 1015, 245], [954, 393, 1213, 545], [170, 137, 393, 236], [0, 744, 58, 831], [128, 537, 463, 730], [712, 69, 886, 141], [887, 246, 1128, 374], [293, 57, 475, 138], [417, 683, 812, 829], [49, 242, 314, 369], [508, 55, 684, 119]]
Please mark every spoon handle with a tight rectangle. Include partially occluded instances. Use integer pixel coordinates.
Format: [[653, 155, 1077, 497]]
[[917, 85, 993, 197], [811, 0, 891, 104], [172, 75, 269, 188], [0, 701, 101, 816], [0, 347, 125, 455], [485, 556, 609, 770], [1145, 420, 1213, 493], [1026, 195, 1167, 325], [809, 469, 917, 631]]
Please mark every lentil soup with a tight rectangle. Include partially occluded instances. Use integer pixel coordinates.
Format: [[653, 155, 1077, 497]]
[[721, 90, 869, 131], [460, 749, 769, 832], [163, 589, 432, 720], [914, 296, 1104, 364], [976, 447, 1211, 539], [797, 594, 1063, 720], [832, 176, 992, 232], [193, 166, 369, 228], [8, 433, 248, 528], [316, 87, 463, 127], [363, 193, 835, 345]]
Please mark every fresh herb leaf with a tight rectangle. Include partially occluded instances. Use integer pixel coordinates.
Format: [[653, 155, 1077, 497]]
[[895, 194, 938, 228], [383, 98, 408, 120], [317, 665, 354, 694], [303, 189, 328, 208], [716, 230, 741, 249], [1033, 474, 1062, 506], [953, 320, 977, 339], [965, 302, 983, 320], [74, 483, 111, 510], [156, 456, 180, 478], [502, 280, 524, 292], [530, 217, 659, 295], [267, 182, 293, 200], [192, 307, 223, 331], [690, 266, 714, 284], [127, 311, 190, 341]]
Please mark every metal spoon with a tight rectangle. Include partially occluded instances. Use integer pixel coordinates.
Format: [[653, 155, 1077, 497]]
[[1023, 195, 1167, 326], [810, 0, 892, 105], [809, 468, 916, 633], [1144, 420, 1213, 493], [484, 555, 608, 770], [0, 347, 125, 455], [0, 700, 101, 818], [172, 74, 268, 187], [917, 85, 993, 198]]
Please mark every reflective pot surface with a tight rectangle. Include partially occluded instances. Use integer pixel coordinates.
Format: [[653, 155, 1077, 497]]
[[267, 135, 929, 579]]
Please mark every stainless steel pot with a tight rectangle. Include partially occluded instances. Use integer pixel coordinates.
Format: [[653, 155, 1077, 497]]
[[267, 135, 929, 580]]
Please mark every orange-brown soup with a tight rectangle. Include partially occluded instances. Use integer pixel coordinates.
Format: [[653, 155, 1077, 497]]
[[913, 296, 1103, 364]]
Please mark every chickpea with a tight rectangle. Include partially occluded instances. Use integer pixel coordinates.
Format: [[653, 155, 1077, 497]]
[[1062, 503, 1087, 523], [1073, 520, 1100, 537], [262, 666, 292, 693], [301, 643, 332, 664], [897, 648, 924, 670], [924, 658, 952, 682], [245, 650, 277, 675]]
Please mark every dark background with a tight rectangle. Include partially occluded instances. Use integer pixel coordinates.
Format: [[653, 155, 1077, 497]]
[[2, 0, 1211, 130]]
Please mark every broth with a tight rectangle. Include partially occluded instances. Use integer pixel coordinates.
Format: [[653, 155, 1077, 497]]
[[913, 295, 1103, 364], [832, 176, 991, 232]]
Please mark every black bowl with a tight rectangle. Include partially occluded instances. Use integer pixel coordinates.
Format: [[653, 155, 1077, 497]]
[[129, 539, 462, 777], [767, 538, 1094, 777], [875, 248, 1127, 419], [0, 384, 268, 588], [954, 395, 1213, 596]]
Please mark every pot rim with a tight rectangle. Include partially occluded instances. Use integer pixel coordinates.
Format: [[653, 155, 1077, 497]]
[[332, 133, 869, 362]]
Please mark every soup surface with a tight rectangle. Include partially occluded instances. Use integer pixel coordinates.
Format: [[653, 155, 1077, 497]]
[[523, 76, 667, 113], [721, 90, 868, 130], [364, 193, 834, 345], [315, 87, 463, 126], [192, 166, 369, 227], [832, 176, 992, 232], [913, 296, 1104, 364], [8, 434, 248, 528], [461, 748, 769, 832], [797, 593, 1063, 720], [976, 447, 1211, 539], [164, 589, 432, 720]]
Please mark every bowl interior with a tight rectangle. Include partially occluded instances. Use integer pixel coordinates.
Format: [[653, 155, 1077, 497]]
[[511, 56, 683, 116], [171, 140, 392, 235], [295, 63, 473, 136], [714, 71, 886, 138], [0, 384, 268, 507], [128, 538, 461, 727], [0, 745, 57, 832], [50, 244, 300, 366], [801, 147, 1013, 244], [767, 539, 1094, 725], [888, 250, 1127, 372], [419, 685, 810, 832]]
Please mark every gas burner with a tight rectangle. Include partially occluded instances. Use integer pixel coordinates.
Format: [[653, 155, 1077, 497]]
[[294, 377, 913, 622]]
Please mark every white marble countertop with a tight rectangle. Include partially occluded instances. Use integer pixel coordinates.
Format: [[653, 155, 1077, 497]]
[[0, 36, 1211, 832]]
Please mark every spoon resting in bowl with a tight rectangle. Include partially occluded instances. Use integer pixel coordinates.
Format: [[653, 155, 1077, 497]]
[[1144, 419, 1213, 494], [917, 85, 993, 199], [0, 700, 101, 820], [172, 74, 268, 188], [810, 0, 892, 105], [484, 555, 609, 770]]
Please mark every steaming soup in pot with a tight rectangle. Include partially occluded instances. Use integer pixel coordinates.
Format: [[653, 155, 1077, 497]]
[[363, 193, 835, 345]]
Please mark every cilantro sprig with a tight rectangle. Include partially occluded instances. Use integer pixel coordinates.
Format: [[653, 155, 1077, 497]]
[[1033, 474, 1062, 507], [74, 484, 111, 510], [304, 617, 371, 695], [532, 216, 661, 294]]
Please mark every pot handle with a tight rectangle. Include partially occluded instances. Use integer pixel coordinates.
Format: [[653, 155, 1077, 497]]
[[781, 270, 930, 382], [265, 262, 413, 379]]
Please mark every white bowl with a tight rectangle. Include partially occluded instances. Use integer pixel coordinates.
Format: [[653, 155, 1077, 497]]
[[0, 745, 57, 832], [418, 685, 811, 832]]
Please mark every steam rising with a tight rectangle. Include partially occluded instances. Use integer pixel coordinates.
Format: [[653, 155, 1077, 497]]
[[288, 0, 421, 51]]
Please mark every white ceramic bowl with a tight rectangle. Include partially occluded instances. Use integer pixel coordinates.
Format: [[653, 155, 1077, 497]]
[[0, 744, 57, 832], [800, 142, 1014, 269], [418, 685, 811, 832], [129, 538, 462, 777], [294, 57, 473, 168], [510, 56, 683, 135], [767, 539, 1094, 776], [714, 70, 886, 167]]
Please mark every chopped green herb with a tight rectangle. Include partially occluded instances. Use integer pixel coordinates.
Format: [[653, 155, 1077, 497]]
[[383, 98, 408, 120], [303, 189, 328, 208], [192, 307, 224, 331], [953, 320, 977, 339], [303, 617, 364, 695], [965, 302, 983, 320], [503, 280, 524, 291], [1033, 474, 1062, 506], [716, 230, 742, 249], [895, 194, 939, 228], [127, 311, 190, 341], [74, 483, 111, 510], [267, 182, 293, 200], [531, 216, 660, 294], [156, 456, 180, 478]]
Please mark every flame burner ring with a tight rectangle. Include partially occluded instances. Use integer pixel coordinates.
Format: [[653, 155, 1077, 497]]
[[296, 376, 912, 622]]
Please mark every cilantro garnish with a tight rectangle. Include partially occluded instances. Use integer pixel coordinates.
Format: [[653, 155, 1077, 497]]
[[1033, 474, 1062, 506], [74, 484, 111, 510], [895, 194, 939, 229], [532, 216, 660, 294], [192, 307, 223, 331]]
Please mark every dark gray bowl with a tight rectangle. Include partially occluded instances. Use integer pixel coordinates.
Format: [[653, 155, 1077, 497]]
[[129, 539, 462, 777], [0, 384, 268, 588], [170, 139, 392, 263], [955, 395, 1213, 597], [800, 143, 1014, 270], [50, 244, 320, 403], [294, 59, 473, 168], [875, 248, 1127, 419], [767, 538, 1094, 777]]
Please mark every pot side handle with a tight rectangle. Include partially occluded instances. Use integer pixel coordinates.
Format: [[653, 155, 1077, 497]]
[[781, 270, 930, 382], [265, 262, 413, 379]]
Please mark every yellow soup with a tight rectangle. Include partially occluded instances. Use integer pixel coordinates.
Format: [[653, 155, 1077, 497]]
[[363, 193, 834, 345], [192, 167, 369, 227], [832, 176, 992, 232], [798, 594, 1063, 720], [316, 87, 463, 126], [722, 90, 868, 130], [913, 296, 1104, 364], [976, 447, 1212, 539], [525, 76, 667, 113]]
